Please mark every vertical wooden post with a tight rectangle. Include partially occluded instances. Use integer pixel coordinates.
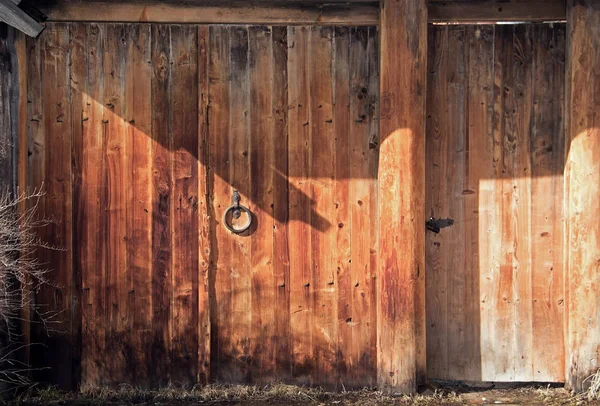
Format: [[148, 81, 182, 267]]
[[378, 0, 427, 393], [565, 0, 600, 392]]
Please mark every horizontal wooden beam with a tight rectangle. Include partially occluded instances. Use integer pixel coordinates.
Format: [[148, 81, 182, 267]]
[[37, 1, 380, 26], [0, 0, 42, 37], [37, 0, 566, 25], [428, 0, 566, 23]]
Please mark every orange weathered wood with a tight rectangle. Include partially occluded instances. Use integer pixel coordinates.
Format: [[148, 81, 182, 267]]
[[125, 23, 153, 387], [463, 24, 492, 381], [170, 24, 199, 384], [333, 25, 352, 388], [271, 25, 290, 381], [78, 23, 107, 386], [208, 25, 233, 382], [425, 24, 450, 380], [23, 22, 385, 389], [150, 24, 172, 387], [197, 24, 211, 385], [565, 0, 600, 392], [378, 0, 427, 393], [309, 25, 337, 388], [228, 25, 252, 382], [249, 25, 276, 380], [68, 23, 84, 387], [530, 23, 565, 383], [34, 23, 74, 388], [287, 26, 314, 385], [103, 23, 129, 383], [425, 24, 566, 383], [348, 26, 378, 388]]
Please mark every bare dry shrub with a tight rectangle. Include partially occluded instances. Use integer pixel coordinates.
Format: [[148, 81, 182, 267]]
[[0, 186, 60, 388]]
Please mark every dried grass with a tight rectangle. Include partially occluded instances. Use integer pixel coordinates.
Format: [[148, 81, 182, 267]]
[[583, 368, 600, 401]]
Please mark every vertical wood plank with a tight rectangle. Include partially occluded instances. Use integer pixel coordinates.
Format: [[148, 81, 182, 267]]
[[463, 25, 492, 382], [78, 23, 106, 386], [208, 25, 232, 383], [228, 25, 252, 382], [271, 25, 290, 381], [425, 25, 450, 380], [510, 24, 533, 382], [309, 26, 337, 389], [287, 26, 314, 385], [378, 0, 427, 392], [333, 25, 352, 388], [15, 28, 29, 370], [565, 0, 600, 391], [36, 23, 73, 388], [530, 23, 565, 382], [170, 24, 199, 385], [248, 25, 276, 380], [150, 24, 172, 387], [103, 23, 129, 384], [68, 23, 85, 388], [125, 23, 153, 387], [197, 24, 211, 385]]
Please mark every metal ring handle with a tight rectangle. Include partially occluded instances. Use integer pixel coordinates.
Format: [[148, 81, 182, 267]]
[[223, 203, 252, 234]]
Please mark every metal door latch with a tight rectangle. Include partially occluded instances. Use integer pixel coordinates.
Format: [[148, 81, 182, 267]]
[[223, 189, 252, 234], [426, 217, 454, 233]]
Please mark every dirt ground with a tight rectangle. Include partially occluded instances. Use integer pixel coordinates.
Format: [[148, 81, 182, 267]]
[[8, 381, 600, 405]]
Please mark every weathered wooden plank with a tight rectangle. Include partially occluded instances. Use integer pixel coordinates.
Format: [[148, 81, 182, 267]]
[[197, 24, 211, 385], [40, 1, 379, 26], [510, 24, 533, 382], [170, 24, 199, 385], [208, 25, 233, 382], [365, 25, 379, 387], [565, 0, 600, 391], [530, 23, 565, 383], [462, 25, 492, 382], [425, 24, 449, 380], [428, 0, 565, 22], [150, 24, 172, 387], [0, 0, 43, 37], [39, 0, 566, 25], [271, 25, 290, 381], [248, 25, 276, 381], [125, 23, 153, 387], [228, 25, 252, 382], [15, 27, 29, 368], [308, 25, 337, 389], [287, 25, 314, 385], [102, 23, 129, 384], [77, 23, 106, 386], [426, 23, 567, 384], [36, 23, 73, 388], [333, 25, 352, 389], [378, 0, 427, 393], [348, 26, 377, 388], [68, 22, 84, 388]]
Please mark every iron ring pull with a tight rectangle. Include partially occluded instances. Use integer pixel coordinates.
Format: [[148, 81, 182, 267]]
[[223, 189, 252, 234]]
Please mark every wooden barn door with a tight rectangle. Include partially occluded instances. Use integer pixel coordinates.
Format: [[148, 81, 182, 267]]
[[206, 25, 380, 388], [425, 23, 566, 382]]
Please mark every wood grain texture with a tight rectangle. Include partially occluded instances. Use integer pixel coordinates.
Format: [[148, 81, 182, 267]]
[[287, 26, 314, 385], [378, 0, 427, 393], [34, 23, 74, 388], [565, 0, 600, 392], [22, 22, 380, 389], [125, 23, 153, 387], [425, 24, 566, 383], [170, 24, 199, 385], [150, 24, 172, 387], [39, 0, 566, 25]]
